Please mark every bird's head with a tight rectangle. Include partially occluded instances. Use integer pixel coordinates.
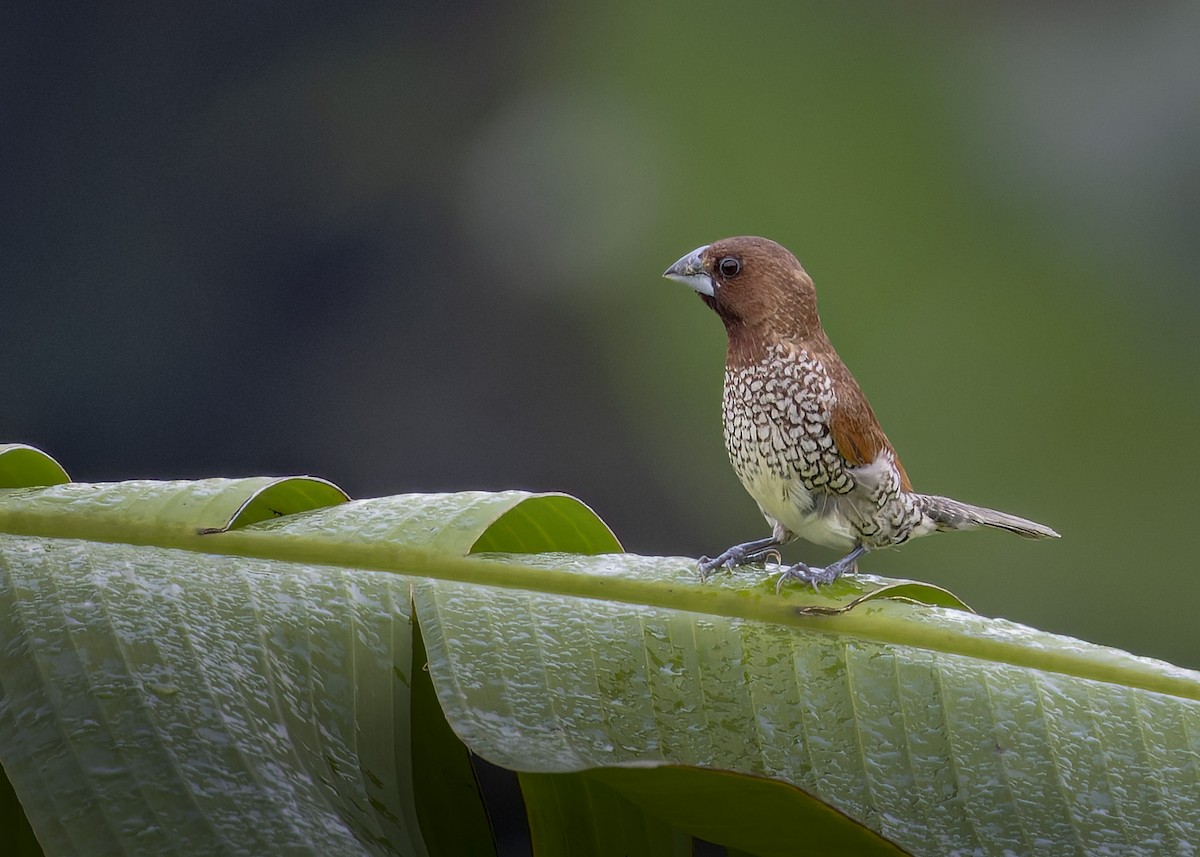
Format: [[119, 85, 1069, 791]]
[[662, 236, 821, 341]]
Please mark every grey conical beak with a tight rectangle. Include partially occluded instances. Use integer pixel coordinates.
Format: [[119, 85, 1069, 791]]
[[662, 245, 714, 297]]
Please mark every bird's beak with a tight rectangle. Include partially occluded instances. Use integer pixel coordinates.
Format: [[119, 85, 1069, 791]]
[[663, 245, 714, 297]]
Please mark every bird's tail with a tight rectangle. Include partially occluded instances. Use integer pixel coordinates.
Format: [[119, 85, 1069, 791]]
[[916, 494, 1060, 540]]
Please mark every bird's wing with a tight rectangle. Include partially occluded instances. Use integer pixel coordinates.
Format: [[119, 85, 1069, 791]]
[[822, 351, 914, 492]]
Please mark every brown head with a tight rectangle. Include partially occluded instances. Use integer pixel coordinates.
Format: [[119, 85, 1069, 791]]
[[662, 236, 823, 343]]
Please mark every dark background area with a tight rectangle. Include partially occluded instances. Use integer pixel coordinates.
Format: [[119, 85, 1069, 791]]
[[4, 1, 1198, 676]]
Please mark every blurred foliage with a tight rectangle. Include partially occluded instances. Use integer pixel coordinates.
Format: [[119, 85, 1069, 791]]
[[3, 1, 1198, 668]]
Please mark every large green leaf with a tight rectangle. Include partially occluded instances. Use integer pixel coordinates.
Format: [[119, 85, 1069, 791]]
[[0, 476, 618, 856], [413, 555, 1200, 854], [0, 455, 1197, 854]]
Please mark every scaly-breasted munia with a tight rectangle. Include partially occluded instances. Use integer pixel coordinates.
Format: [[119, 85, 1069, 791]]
[[663, 236, 1058, 590]]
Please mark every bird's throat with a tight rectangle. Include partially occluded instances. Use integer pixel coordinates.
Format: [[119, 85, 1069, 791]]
[[725, 321, 784, 370]]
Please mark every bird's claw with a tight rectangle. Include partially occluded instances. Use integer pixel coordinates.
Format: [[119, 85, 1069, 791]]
[[697, 555, 723, 582], [697, 545, 754, 580], [774, 563, 837, 594], [774, 554, 859, 594]]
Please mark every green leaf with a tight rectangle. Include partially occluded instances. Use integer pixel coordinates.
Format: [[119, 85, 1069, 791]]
[[0, 538, 422, 856], [415, 553, 1200, 854], [0, 444, 70, 489], [469, 494, 623, 555], [410, 618, 495, 857], [0, 750, 41, 857], [519, 765, 902, 856], [585, 766, 904, 856], [0, 477, 617, 856], [1, 464, 1197, 854], [519, 770, 690, 856], [196, 476, 350, 531]]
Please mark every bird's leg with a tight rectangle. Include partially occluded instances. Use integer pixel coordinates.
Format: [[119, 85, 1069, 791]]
[[698, 535, 783, 580], [774, 545, 867, 594]]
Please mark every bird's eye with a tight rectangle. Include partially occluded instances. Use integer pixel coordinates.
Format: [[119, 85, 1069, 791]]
[[718, 257, 741, 278]]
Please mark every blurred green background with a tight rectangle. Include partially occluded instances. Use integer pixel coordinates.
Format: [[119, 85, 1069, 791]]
[[4, 2, 1198, 672]]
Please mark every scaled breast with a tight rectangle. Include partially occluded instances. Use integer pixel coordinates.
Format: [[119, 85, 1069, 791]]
[[722, 343, 853, 495]]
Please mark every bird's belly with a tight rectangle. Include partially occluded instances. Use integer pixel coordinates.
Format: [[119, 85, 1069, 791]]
[[738, 468, 860, 551]]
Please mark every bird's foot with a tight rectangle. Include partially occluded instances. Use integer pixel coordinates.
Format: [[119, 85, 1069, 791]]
[[774, 562, 844, 594], [698, 536, 781, 581], [773, 546, 865, 594]]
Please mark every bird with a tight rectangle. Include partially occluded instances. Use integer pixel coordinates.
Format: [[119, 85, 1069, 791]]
[[662, 236, 1058, 591]]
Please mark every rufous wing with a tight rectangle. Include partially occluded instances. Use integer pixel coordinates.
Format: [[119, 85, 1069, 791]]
[[825, 355, 913, 492]]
